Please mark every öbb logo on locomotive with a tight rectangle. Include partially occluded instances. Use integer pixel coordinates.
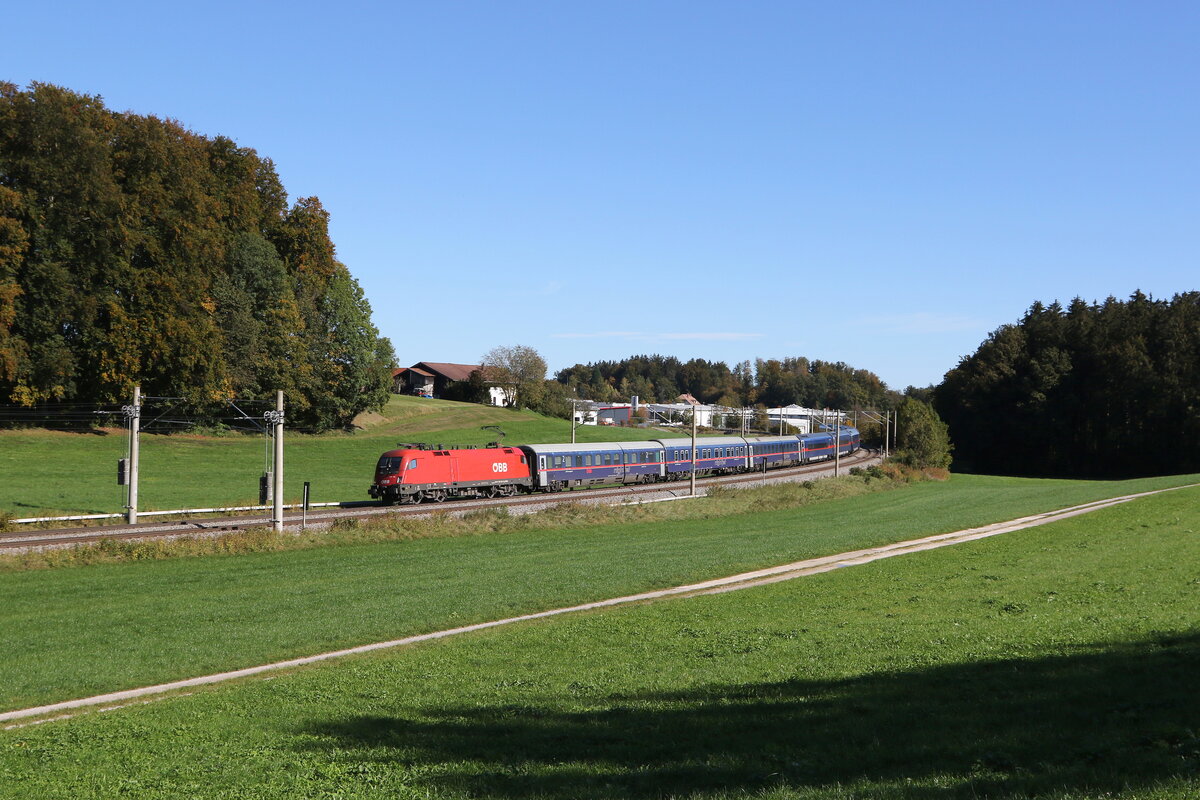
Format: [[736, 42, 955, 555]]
[[369, 429, 860, 505]]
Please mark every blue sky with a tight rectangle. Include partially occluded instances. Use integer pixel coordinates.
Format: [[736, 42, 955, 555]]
[[5, 2, 1197, 390]]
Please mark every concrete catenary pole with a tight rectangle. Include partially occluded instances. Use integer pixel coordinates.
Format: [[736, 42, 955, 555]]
[[126, 385, 141, 524], [272, 390, 284, 533], [690, 404, 698, 497], [834, 408, 840, 477], [571, 398, 578, 444]]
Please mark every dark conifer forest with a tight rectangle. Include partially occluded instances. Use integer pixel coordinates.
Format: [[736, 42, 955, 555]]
[[934, 292, 1200, 478], [0, 82, 394, 430]]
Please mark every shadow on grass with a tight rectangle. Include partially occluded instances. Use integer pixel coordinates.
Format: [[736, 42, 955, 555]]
[[303, 631, 1200, 798]]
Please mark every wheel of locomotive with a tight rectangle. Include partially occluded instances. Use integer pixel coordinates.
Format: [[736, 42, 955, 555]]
[[381, 495, 396, 507], [486, 485, 500, 499], [432, 489, 446, 503], [411, 490, 424, 505]]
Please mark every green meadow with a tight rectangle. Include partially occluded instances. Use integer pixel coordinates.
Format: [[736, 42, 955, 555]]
[[0, 472, 1194, 707], [0, 474, 1196, 798], [0, 395, 684, 518]]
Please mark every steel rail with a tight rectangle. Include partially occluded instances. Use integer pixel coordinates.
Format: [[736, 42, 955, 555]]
[[0, 451, 876, 552]]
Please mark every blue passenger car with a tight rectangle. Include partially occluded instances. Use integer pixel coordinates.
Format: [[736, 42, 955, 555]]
[[748, 435, 801, 468], [799, 432, 833, 463], [523, 441, 667, 491], [655, 436, 750, 479], [618, 442, 667, 484], [523, 442, 630, 490], [837, 426, 861, 456], [801, 427, 861, 462]]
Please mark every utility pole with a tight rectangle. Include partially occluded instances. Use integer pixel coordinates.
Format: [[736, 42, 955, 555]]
[[834, 408, 840, 477], [265, 391, 285, 533], [884, 411, 890, 458], [124, 385, 141, 524], [571, 398, 579, 444], [690, 405, 698, 497]]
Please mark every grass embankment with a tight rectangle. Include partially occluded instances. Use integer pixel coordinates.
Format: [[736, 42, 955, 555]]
[[1, 477, 1197, 798], [0, 471, 1195, 715], [0, 395, 684, 518]]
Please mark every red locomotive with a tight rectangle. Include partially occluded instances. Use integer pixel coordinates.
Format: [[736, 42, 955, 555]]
[[368, 445, 531, 504]]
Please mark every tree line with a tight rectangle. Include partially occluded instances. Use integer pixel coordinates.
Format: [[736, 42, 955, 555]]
[[0, 83, 395, 430], [934, 292, 1200, 478], [555, 354, 897, 411]]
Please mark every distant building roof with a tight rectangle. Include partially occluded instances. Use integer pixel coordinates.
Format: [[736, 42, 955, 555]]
[[413, 362, 479, 382], [677, 393, 700, 405]]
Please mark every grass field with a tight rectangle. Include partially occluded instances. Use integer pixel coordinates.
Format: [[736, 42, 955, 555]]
[[0, 472, 1195, 712], [0, 395, 685, 518], [0, 475, 1196, 797]]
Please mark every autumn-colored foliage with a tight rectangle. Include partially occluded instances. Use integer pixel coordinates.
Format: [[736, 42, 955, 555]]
[[0, 82, 394, 429]]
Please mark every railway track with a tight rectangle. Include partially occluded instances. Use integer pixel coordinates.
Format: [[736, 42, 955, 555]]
[[1, 450, 877, 552]]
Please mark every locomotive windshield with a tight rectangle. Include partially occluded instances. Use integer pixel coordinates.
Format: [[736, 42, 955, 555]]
[[376, 456, 403, 475]]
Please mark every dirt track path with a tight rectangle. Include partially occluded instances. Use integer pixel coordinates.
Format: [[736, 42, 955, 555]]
[[4, 483, 1195, 728]]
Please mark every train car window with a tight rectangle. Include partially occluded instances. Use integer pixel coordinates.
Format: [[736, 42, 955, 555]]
[[407, 459, 419, 470], [574, 455, 583, 468]]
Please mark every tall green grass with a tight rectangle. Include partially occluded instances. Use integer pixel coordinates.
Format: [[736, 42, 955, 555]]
[[1, 476, 1196, 798]]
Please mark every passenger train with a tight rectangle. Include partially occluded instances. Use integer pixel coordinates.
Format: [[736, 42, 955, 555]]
[[369, 428, 860, 505]]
